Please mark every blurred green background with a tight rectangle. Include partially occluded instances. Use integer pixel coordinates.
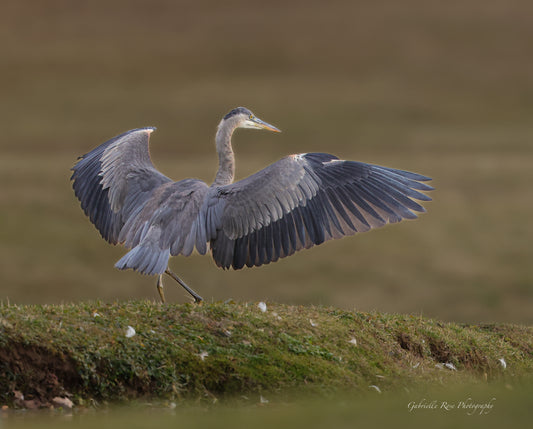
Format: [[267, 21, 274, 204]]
[[1, 0, 532, 324]]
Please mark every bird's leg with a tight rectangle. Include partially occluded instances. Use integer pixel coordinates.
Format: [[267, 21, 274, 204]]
[[156, 274, 166, 303], [165, 268, 203, 303]]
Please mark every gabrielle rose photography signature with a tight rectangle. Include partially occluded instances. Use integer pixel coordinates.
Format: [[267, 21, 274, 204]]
[[407, 397, 496, 415]]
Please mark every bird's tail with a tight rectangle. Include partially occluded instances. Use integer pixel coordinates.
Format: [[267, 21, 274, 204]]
[[115, 245, 170, 276]]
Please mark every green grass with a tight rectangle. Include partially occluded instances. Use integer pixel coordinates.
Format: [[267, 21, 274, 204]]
[[1, 301, 531, 407]]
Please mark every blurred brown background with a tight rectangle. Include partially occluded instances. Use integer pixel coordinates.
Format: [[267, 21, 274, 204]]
[[1, 0, 532, 323]]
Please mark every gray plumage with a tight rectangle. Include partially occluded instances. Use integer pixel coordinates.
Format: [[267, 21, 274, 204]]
[[71, 107, 433, 299]]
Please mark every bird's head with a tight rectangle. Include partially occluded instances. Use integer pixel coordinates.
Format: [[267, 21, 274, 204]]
[[220, 107, 281, 133]]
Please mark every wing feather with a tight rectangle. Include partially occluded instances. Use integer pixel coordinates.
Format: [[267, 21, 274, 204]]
[[205, 153, 433, 269], [71, 128, 171, 244], [72, 129, 209, 275]]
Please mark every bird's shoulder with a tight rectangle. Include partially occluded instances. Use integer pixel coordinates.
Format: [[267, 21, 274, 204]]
[[213, 152, 336, 197]]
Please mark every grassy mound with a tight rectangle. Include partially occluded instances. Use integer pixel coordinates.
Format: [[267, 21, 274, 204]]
[[0, 301, 531, 407]]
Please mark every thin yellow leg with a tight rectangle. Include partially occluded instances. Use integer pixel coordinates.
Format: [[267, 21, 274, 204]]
[[156, 274, 166, 303]]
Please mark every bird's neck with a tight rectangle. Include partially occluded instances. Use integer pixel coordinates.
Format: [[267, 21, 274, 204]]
[[213, 123, 236, 186]]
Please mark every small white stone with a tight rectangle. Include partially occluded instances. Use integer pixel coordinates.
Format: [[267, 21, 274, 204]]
[[125, 326, 136, 338], [258, 302, 267, 313], [444, 362, 457, 371], [348, 337, 357, 346], [52, 397, 73, 409]]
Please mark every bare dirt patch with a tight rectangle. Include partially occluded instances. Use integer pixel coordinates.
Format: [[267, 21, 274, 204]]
[[0, 341, 81, 407], [396, 332, 424, 358]]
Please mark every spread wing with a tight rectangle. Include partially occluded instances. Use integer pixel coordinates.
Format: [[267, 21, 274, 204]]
[[71, 128, 172, 245], [204, 153, 433, 270], [72, 128, 211, 275]]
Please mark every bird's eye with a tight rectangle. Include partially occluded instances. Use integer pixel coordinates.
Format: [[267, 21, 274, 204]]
[[249, 114, 254, 120]]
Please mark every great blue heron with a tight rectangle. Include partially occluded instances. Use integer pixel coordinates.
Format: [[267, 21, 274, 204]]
[[71, 107, 433, 303]]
